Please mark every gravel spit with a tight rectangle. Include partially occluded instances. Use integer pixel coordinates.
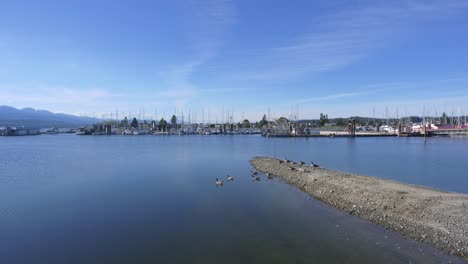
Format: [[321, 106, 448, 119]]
[[251, 156, 468, 261]]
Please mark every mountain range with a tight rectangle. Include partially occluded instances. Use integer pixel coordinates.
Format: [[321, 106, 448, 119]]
[[0, 106, 97, 129]]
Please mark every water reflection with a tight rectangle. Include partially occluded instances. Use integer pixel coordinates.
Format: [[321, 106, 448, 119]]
[[0, 135, 465, 263]]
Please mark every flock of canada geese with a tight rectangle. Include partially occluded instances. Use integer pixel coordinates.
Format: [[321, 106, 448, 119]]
[[215, 159, 319, 186]]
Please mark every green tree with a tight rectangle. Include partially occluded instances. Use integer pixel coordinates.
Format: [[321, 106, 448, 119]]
[[258, 114, 268, 128], [158, 118, 167, 131], [276, 117, 289, 128], [319, 113, 329, 126], [131, 117, 139, 128], [121, 116, 129, 127], [336, 118, 344, 126], [441, 112, 449, 124], [242, 119, 251, 128], [171, 115, 177, 128]]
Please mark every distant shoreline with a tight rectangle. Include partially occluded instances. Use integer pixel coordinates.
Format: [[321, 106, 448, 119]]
[[250, 157, 468, 261]]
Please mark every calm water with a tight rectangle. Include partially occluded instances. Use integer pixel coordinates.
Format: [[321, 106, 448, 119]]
[[0, 135, 467, 264]]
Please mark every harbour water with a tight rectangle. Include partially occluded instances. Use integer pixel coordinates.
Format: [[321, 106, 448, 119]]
[[0, 135, 467, 263]]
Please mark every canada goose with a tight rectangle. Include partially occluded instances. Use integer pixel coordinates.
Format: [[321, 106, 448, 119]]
[[311, 161, 319, 168], [299, 161, 305, 165], [278, 160, 284, 164], [251, 174, 260, 181], [251, 170, 258, 175], [289, 166, 296, 171], [227, 175, 234, 181], [215, 178, 223, 186], [266, 172, 273, 179]]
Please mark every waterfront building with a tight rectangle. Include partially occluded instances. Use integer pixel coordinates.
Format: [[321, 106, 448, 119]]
[[0, 126, 40, 136]]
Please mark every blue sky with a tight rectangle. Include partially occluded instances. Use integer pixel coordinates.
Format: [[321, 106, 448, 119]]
[[1, 0, 468, 121]]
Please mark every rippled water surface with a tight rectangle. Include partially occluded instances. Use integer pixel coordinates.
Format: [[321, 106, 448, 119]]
[[0, 135, 466, 263]]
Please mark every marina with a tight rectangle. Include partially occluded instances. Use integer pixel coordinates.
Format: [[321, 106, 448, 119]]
[[2, 1, 468, 263]]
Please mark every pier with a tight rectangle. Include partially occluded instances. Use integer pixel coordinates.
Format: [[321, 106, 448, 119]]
[[428, 126, 468, 136], [263, 131, 397, 138]]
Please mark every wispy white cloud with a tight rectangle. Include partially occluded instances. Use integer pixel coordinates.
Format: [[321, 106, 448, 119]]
[[199, 86, 262, 93], [190, 0, 237, 52], [0, 83, 120, 103], [0, 83, 126, 114], [292, 75, 468, 104], [295, 91, 371, 104], [243, 74, 468, 119], [292, 76, 468, 104], [226, 0, 468, 81], [148, 0, 237, 108]]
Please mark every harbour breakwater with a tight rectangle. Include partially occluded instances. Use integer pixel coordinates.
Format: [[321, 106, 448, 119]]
[[250, 157, 468, 260], [262, 132, 399, 138]]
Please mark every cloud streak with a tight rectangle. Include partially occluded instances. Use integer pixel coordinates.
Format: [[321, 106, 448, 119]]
[[150, 0, 237, 107], [225, 0, 468, 81], [291, 75, 468, 104]]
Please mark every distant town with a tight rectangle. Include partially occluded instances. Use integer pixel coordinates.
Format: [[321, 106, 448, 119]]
[[2, 111, 467, 138]]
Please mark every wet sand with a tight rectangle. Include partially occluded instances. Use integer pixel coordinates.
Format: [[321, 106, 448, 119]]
[[250, 157, 468, 261]]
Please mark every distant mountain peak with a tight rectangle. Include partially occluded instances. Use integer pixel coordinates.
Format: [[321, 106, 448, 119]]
[[21, 107, 36, 112], [0, 105, 96, 129], [0, 105, 17, 110]]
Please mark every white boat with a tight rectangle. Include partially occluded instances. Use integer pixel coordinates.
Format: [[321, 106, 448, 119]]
[[379, 125, 395, 133]]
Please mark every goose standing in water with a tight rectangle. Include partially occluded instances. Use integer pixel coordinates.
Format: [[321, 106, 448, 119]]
[[266, 172, 273, 179], [251, 170, 258, 175], [215, 178, 224, 186], [227, 175, 234, 181]]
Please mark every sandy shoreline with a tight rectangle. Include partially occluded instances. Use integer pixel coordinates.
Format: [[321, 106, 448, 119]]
[[250, 157, 468, 261]]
